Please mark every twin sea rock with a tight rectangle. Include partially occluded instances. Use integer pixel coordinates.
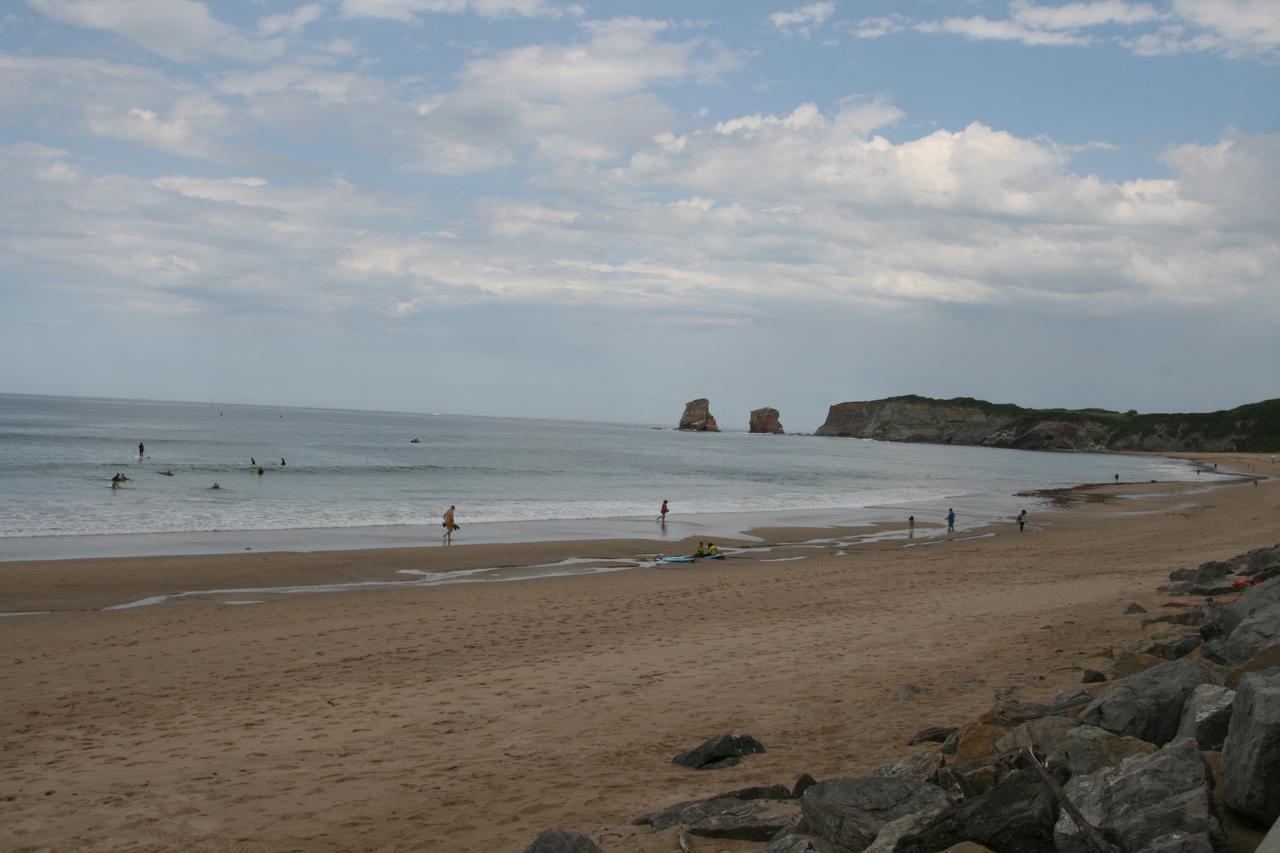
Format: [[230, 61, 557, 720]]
[[678, 398, 783, 434]]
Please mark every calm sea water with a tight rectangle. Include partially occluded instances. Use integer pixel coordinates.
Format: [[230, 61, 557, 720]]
[[0, 393, 1200, 540]]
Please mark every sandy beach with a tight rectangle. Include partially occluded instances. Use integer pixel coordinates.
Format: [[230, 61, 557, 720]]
[[1, 453, 1275, 852]]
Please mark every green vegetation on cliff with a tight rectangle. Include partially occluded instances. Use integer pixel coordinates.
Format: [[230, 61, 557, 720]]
[[818, 395, 1280, 452]]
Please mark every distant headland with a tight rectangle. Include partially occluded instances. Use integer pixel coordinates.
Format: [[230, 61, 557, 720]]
[[815, 395, 1280, 452], [674, 395, 1280, 451]]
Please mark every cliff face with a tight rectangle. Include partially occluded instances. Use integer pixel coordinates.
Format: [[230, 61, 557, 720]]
[[815, 396, 1280, 452], [678, 398, 720, 432], [749, 407, 784, 434]]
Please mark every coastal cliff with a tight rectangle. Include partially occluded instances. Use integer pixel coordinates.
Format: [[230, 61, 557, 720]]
[[678, 399, 719, 432], [815, 395, 1280, 452]]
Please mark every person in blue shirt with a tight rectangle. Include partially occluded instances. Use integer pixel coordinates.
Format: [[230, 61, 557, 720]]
[[946, 508, 956, 533]]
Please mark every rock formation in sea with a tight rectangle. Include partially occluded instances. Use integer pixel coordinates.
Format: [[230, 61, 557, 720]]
[[750, 407, 784, 434], [678, 398, 719, 432], [814, 394, 1280, 452]]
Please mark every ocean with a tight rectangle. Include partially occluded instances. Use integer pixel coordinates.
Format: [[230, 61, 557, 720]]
[[0, 393, 1208, 557]]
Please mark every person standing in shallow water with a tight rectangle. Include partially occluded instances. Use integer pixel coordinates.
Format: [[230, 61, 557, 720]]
[[658, 499, 669, 524], [442, 505, 459, 545], [138, 441, 144, 460], [946, 508, 956, 534], [907, 515, 915, 538]]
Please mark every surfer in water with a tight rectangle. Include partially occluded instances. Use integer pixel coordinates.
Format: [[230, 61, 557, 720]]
[[138, 441, 144, 459]]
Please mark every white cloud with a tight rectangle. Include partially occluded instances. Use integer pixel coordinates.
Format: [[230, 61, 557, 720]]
[[258, 3, 322, 36], [916, 16, 1094, 47], [768, 2, 836, 38], [1009, 0, 1161, 30], [0, 53, 239, 159], [339, 0, 581, 22], [27, 0, 282, 62], [907, 0, 1279, 58]]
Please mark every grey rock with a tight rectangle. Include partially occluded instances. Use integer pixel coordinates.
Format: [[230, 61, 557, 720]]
[[1201, 576, 1280, 640], [799, 776, 949, 852], [1142, 634, 1205, 661], [1202, 600, 1280, 666], [1126, 602, 1148, 614], [1145, 607, 1208, 627], [522, 829, 604, 853], [1078, 659, 1222, 745], [1059, 724, 1158, 776], [635, 797, 761, 832], [1242, 545, 1280, 572], [895, 768, 1060, 853], [792, 773, 817, 798], [686, 800, 800, 842], [1053, 738, 1223, 853], [864, 808, 943, 853], [1170, 561, 1233, 583], [761, 834, 819, 853], [869, 750, 941, 783], [908, 726, 957, 746], [1222, 668, 1280, 825], [672, 733, 766, 769], [993, 716, 1078, 763], [1175, 684, 1235, 751], [712, 783, 793, 801], [1140, 832, 1219, 852]]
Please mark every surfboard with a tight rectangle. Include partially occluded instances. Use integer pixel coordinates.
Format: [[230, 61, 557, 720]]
[[660, 556, 695, 563]]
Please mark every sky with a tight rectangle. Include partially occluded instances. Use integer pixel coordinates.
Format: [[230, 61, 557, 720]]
[[1, 0, 1277, 430]]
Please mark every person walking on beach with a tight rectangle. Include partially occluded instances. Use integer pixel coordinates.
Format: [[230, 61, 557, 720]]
[[658, 499, 669, 523], [946, 508, 956, 534], [1017, 509, 1027, 532], [443, 505, 459, 545]]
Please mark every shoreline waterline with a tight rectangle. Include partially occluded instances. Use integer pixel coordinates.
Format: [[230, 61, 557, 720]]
[[0, 462, 1234, 563]]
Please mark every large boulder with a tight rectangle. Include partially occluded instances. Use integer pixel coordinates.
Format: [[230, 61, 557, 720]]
[[1201, 576, 1280, 640], [799, 776, 949, 851], [750, 407, 785, 434], [672, 733, 765, 769], [522, 829, 604, 853], [869, 750, 941, 783], [1175, 684, 1235, 751], [1078, 659, 1222, 745], [1201, 600, 1280, 666], [895, 768, 1060, 853], [1059, 724, 1158, 776], [993, 716, 1078, 762], [864, 808, 944, 853], [678, 398, 719, 432], [1221, 668, 1280, 825], [685, 800, 800, 842], [1053, 738, 1224, 853], [761, 835, 819, 853]]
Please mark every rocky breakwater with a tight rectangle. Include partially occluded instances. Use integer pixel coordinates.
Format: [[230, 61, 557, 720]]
[[814, 394, 1280, 452], [521, 544, 1280, 851], [679, 398, 720, 432], [750, 407, 784, 434]]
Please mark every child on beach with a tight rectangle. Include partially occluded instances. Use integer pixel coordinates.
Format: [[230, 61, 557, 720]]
[[1017, 509, 1027, 532], [658, 499, 669, 523]]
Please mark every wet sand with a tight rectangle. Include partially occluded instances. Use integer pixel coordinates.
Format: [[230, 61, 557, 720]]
[[1, 452, 1276, 851]]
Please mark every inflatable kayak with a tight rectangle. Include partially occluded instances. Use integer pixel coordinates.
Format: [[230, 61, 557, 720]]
[[660, 556, 695, 563]]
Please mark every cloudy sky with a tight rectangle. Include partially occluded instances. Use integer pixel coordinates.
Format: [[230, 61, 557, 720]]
[[2, 0, 1277, 429]]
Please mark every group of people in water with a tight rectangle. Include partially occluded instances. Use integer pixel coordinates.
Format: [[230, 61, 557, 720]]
[[114, 444, 287, 491]]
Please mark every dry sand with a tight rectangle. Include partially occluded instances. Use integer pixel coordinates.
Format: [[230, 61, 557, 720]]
[[1, 452, 1276, 852]]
